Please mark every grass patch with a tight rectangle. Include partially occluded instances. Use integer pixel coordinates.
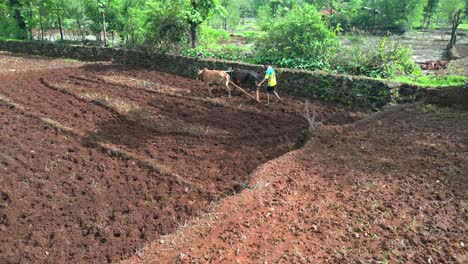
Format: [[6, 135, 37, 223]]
[[394, 75, 468, 87], [236, 19, 259, 32], [459, 23, 468, 31], [182, 44, 254, 61], [0, 36, 25, 42], [231, 30, 266, 43]]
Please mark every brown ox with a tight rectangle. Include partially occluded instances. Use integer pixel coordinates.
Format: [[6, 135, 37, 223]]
[[197, 68, 231, 98]]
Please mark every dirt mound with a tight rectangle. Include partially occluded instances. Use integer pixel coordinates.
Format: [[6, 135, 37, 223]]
[[0, 53, 362, 263], [124, 105, 468, 263], [419, 60, 448, 70]]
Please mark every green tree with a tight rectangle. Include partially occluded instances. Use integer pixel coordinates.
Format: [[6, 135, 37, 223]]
[[143, 0, 187, 51], [53, 0, 65, 40], [466, 0, 468, 17], [184, 0, 226, 48], [0, 0, 22, 38], [423, 0, 440, 28], [120, 0, 146, 46], [65, 0, 87, 41], [8, 0, 27, 38], [355, 0, 427, 31], [215, 0, 252, 30], [440, 0, 465, 25]]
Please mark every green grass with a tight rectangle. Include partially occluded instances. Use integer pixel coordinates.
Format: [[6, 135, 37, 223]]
[[459, 23, 468, 31], [0, 36, 25, 42], [394, 75, 468, 87], [236, 21, 259, 32]]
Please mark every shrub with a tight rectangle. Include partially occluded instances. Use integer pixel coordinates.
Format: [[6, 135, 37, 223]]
[[142, 1, 189, 53], [181, 44, 252, 61], [330, 37, 420, 78], [254, 4, 339, 70], [198, 26, 230, 48]]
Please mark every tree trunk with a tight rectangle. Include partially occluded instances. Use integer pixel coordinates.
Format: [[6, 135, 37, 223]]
[[447, 9, 462, 50], [77, 20, 84, 41], [28, 9, 33, 40], [57, 6, 64, 41], [39, 12, 44, 40], [102, 11, 108, 47], [190, 23, 197, 49], [9, 0, 27, 37]]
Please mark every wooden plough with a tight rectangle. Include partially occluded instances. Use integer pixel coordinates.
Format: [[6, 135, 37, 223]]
[[229, 81, 260, 103]]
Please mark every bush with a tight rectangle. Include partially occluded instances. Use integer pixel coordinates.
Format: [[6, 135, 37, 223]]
[[181, 25, 252, 61], [181, 44, 252, 61], [0, 16, 25, 39], [198, 26, 230, 48], [330, 37, 420, 78], [142, 2, 189, 53], [254, 4, 339, 70], [326, 13, 352, 32]]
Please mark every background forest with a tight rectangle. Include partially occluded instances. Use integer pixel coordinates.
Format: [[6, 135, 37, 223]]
[[1, 0, 467, 82]]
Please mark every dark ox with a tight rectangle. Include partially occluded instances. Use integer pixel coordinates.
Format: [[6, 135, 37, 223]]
[[230, 68, 260, 92]]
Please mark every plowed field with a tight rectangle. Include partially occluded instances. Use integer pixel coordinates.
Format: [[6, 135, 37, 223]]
[[0, 52, 360, 263]]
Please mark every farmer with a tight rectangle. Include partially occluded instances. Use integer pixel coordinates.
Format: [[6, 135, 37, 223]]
[[256, 61, 282, 104]]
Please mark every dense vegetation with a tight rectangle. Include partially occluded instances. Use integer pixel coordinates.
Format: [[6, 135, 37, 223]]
[[0, 0, 467, 81]]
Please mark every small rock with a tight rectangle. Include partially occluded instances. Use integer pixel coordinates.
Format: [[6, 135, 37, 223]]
[[159, 239, 165, 244], [354, 233, 360, 238], [461, 241, 465, 247]]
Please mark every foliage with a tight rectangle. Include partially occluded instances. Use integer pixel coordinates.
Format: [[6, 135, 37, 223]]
[[0, 1, 22, 38], [182, 44, 252, 61], [394, 75, 468, 87], [254, 3, 339, 70], [0, 0, 465, 88], [141, 0, 188, 52], [183, 0, 226, 48], [440, 0, 465, 24], [352, 0, 428, 31], [198, 26, 230, 47], [210, 0, 253, 31], [459, 23, 468, 30], [231, 30, 263, 43], [330, 37, 420, 78], [422, 0, 440, 28]]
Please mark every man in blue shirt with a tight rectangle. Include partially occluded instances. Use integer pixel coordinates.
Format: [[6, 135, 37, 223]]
[[257, 61, 282, 104]]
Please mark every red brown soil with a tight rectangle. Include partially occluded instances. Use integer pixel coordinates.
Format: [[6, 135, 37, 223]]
[[124, 105, 468, 264], [0, 51, 89, 73], [2, 52, 466, 263], [0, 52, 361, 263]]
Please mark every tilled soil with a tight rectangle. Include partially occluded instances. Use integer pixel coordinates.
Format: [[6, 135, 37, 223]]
[[124, 105, 468, 263], [0, 52, 361, 263]]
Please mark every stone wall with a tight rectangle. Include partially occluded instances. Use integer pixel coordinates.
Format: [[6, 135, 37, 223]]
[[0, 40, 422, 108], [422, 85, 468, 109]]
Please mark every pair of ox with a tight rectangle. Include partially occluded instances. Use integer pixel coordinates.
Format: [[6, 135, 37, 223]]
[[197, 68, 259, 98]]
